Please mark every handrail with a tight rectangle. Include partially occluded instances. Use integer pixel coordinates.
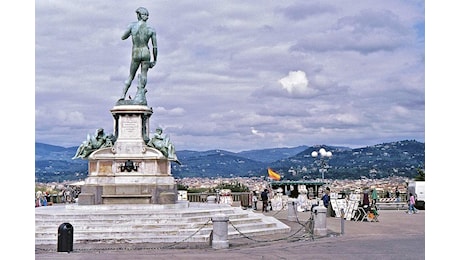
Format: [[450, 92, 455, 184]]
[[186, 192, 251, 203]]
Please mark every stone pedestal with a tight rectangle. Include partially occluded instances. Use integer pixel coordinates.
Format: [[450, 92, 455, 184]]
[[212, 214, 229, 249], [287, 198, 298, 222], [313, 205, 327, 236], [78, 105, 178, 205]]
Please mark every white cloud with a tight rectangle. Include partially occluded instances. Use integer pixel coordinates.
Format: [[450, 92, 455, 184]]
[[278, 71, 309, 94], [251, 127, 265, 138]]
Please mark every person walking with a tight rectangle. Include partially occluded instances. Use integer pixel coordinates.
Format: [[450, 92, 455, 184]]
[[261, 189, 269, 212], [395, 187, 400, 202], [36, 190, 43, 207], [408, 193, 418, 214], [362, 189, 370, 211], [252, 191, 258, 210], [371, 188, 378, 206]]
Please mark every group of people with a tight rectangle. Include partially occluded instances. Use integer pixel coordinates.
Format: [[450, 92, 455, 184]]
[[35, 191, 50, 207], [260, 189, 271, 212], [252, 189, 272, 212], [251, 185, 420, 218], [252, 186, 334, 214], [253, 187, 332, 214], [362, 187, 418, 215], [35, 186, 80, 207], [361, 188, 379, 208]]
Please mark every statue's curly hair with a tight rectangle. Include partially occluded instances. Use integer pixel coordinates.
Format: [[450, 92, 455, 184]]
[[136, 7, 149, 16]]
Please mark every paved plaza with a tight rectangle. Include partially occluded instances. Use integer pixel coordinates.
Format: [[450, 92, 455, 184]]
[[34, 208, 426, 260]]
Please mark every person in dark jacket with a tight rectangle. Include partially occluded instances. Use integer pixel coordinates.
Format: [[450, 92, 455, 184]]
[[362, 189, 370, 212], [261, 189, 269, 212], [321, 187, 331, 208]]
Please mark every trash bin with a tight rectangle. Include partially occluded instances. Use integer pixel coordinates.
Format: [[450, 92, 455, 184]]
[[57, 223, 73, 252], [240, 193, 250, 208]]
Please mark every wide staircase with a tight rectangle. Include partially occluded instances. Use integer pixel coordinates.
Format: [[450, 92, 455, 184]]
[[35, 202, 290, 245]]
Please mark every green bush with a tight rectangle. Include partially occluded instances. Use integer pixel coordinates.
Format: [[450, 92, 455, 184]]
[[212, 181, 249, 192]]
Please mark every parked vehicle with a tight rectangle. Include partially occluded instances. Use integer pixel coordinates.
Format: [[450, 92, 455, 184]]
[[407, 180, 425, 210]]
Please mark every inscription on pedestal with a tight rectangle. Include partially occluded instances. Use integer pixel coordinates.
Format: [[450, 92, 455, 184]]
[[119, 116, 142, 139]]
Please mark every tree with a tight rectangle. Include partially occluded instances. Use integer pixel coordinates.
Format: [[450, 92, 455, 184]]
[[414, 167, 425, 181], [213, 181, 249, 192]]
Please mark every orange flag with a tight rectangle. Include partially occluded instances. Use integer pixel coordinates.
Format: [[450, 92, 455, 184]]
[[268, 168, 281, 181]]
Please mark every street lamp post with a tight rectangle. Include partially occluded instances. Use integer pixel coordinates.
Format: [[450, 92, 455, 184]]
[[311, 148, 332, 183]]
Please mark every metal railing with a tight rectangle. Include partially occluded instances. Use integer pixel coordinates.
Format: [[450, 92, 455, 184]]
[[187, 192, 251, 206]]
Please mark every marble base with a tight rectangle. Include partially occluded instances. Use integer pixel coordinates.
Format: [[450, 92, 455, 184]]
[[79, 179, 177, 205], [78, 104, 178, 205]]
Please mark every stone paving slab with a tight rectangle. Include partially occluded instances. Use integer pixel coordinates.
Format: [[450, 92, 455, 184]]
[[35, 209, 425, 260]]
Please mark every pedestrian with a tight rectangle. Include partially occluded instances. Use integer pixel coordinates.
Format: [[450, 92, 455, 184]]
[[321, 187, 331, 208], [408, 193, 418, 214], [395, 187, 400, 202], [35, 190, 43, 207], [42, 195, 47, 206], [61, 188, 66, 203], [252, 191, 258, 210], [261, 189, 269, 212], [362, 189, 370, 211], [45, 192, 51, 205], [371, 188, 378, 205]]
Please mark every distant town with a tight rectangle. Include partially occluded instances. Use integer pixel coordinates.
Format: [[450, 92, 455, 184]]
[[36, 175, 415, 203]]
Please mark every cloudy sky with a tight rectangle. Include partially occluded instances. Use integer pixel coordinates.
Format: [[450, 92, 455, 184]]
[[34, 0, 426, 152]]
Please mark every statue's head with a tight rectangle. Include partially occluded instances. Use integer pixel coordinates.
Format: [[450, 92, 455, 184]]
[[136, 7, 149, 16], [96, 128, 104, 136]]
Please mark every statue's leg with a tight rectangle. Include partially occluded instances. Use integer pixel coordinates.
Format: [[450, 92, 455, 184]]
[[121, 61, 140, 100], [139, 61, 150, 88], [120, 81, 131, 100], [131, 62, 150, 104]]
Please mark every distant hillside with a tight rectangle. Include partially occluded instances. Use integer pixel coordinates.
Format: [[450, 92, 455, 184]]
[[35, 140, 424, 183], [237, 146, 309, 163], [35, 143, 78, 160], [268, 140, 424, 180], [172, 149, 267, 179]]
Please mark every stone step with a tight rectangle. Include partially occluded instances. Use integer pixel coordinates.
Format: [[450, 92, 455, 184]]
[[36, 221, 280, 241], [36, 224, 289, 245], [36, 218, 278, 235], [35, 212, 249, 225], [35, 215, 266, 230], [36, 234, 213, 245], [35, 203, 291, 245]]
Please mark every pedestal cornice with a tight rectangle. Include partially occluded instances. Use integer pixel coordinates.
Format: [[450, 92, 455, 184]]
[[111, 105, 153, 115]]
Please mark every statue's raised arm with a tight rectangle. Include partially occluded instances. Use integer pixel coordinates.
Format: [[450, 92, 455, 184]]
[[119, 7, 157, 105]]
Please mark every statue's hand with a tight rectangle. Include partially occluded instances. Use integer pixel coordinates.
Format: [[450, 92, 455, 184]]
[[149, 61, 156, 68]]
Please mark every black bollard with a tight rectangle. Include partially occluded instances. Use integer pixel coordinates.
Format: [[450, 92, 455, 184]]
[[57, 223, 73, 253]]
